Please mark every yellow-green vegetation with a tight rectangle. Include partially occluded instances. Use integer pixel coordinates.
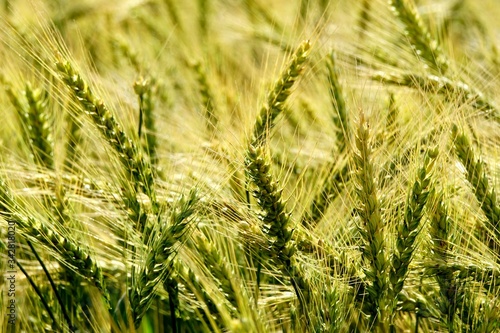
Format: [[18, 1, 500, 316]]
[[0, 0, 500, 332]]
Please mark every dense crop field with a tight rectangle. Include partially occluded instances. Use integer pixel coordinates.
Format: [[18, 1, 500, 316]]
[[1, 0, 500, 332]]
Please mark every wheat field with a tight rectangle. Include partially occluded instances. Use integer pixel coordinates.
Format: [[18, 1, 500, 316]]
[[0, 0, 499, 332]]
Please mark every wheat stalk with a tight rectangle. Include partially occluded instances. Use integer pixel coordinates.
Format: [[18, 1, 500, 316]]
[[385, 92, 399, 146], [302, 161, 349, 227]]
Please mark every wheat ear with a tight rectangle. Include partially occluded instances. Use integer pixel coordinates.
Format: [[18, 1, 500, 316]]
[[327, 51, 349, 153], [427, 193, 461, 331], [245, 145, 310, 304], [163, 0, 183, 32], [452, 125, 500, 248], [193, 62, 218, 134], [251, 40, 311, 147], [6, 84, 54, 168], [389, 0, 449, 73], [197, 0, 210, 40], [352, 113, 389, 330], [0, 179, 109, 303], [55, 57, 156, 203], [55, 56, 158, 236], [373, 72, 499, 122], [134, 77, 158, 166], [129, 189, 199, 328], [245, 41, 312, 308], [20, 82, 89, 323], [193, 235, 242, 314], [174, 260, 222, 326], [358, 0, 372, 40], [390, 148, 437, 318]]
